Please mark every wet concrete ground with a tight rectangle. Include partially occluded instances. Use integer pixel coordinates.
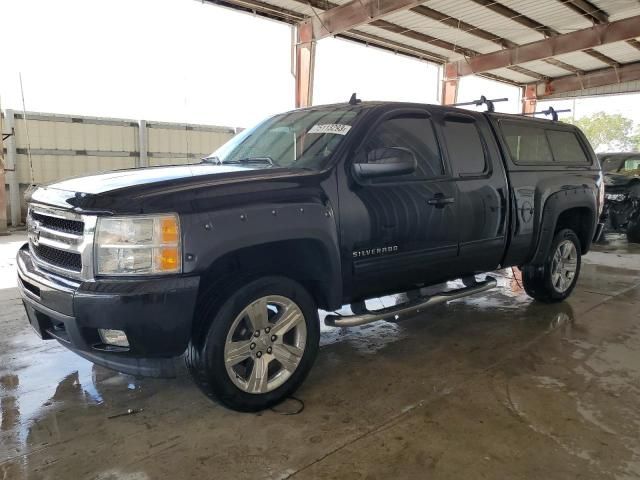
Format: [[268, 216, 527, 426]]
[[1, 232, 639, 480]]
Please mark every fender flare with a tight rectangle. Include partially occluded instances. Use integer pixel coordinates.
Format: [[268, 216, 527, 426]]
[[529, 187, 597, 266], [182, 202, 343, 310]]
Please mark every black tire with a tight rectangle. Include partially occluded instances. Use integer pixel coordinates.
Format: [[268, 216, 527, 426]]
[[628, 216, 640, 243], [522, 229, 582, 303], [185, 276, 320, 412]]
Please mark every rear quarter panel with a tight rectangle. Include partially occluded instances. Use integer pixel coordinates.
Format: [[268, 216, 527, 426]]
[[487, 115, 601, 267]]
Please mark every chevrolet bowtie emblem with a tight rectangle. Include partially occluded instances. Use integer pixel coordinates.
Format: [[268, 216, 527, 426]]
[[29, 220, 42, 246]]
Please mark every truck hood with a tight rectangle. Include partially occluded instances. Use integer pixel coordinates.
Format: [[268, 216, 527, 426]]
[[46, 164, 256, 195], [27, 163, 323, 214], [604, 172, 639, 189]]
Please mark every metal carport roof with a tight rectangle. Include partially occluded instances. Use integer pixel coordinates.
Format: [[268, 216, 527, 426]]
[[198, 0, 640, 110]]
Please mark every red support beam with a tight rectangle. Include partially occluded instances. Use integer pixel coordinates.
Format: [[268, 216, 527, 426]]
[[411, 5, 517, 49], [294, 23, 315, 108], [305, 0, 441, 41], [469, 0, 555, 38], [445, 15, 640, 79], [531, 61, 640, 98], [442, 78, 458, 105], [563, 0, 609, 24], [522, 85, 537, 114]]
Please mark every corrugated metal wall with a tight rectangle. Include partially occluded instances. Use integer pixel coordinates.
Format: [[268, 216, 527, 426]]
[[2, 110, 237, 225], [12, 113, 139, 184], [146, 121, 236, 167]]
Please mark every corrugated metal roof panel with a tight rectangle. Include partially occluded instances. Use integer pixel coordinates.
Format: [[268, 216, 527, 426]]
[[589, 0, 640, 21], [499, 0, 591, 33], [552, 51, 610, 70], [382, 10, 500, 54], [516, 59, 571, 77], [595, 41, 640, 64], [210, 0, 640, 91], [264, 0, 313, 16], [425, 0, 545, 45], [486, 66, 538, 83], [356, 24, 466, 60]]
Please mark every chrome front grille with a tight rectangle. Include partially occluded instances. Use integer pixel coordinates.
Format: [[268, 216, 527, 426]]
[[31, 210, 84, 235], [31, 244, 82, 271], [27, 204, 97, 280]]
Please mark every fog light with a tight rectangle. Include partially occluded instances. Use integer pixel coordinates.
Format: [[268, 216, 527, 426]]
[[99, 329, 129, 348]]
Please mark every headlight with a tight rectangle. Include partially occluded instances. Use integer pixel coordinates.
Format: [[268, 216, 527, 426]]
[[95, 214, 181, 275], [605, 193, 627, 202]]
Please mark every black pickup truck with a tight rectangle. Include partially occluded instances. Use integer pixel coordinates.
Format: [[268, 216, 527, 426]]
[[17, 101, 604, 411]]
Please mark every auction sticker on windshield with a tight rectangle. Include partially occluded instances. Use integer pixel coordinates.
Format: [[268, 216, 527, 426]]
[[308, 124, 352, 135]]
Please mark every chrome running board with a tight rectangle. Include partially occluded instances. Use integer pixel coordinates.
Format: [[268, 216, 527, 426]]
[[324, 277, 497, 328]]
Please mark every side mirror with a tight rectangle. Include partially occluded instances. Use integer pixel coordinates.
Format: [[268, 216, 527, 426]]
[[353, 147, 417, 179]]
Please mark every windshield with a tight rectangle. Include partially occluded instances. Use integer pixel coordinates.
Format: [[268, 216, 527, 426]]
[[204, 108, 359, 171], [600, 155, 640, 174]]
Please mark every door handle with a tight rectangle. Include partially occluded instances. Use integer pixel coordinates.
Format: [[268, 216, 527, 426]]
[[427, 195, 455, 208]]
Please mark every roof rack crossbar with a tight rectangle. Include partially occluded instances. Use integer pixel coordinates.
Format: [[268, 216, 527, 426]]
[[451, 95, 508, 113], [522, 106, 571, 121]]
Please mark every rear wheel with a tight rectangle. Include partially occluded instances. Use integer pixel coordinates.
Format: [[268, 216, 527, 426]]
[[186, 276, 320, 412], [628, 185, 640, 243], [628, 217, 640, 243], [523, 229, 581, 303]]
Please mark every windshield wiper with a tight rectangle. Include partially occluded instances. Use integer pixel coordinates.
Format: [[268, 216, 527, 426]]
[[201, 156, 221, 164], [223, 157, 274, 166]]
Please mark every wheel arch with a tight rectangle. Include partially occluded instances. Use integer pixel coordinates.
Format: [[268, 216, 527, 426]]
[[529, 187, 597, 265], [197, 238, 342, 312]]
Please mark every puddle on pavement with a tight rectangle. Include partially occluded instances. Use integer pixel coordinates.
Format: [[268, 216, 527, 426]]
[[0, 266, 569, 459], [0, 346, 143, 446], [1, 245, 638, 479], [317, 268, 557, 356]]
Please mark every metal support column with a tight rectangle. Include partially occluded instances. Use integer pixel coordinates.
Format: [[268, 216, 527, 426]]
[[5, 110, 21, 227], [0, 109, 8, 234], [138, 120, 148, 167], [441, 78, 459, 105], [522, 84, 537, 114], [294, 22, 316, 109]]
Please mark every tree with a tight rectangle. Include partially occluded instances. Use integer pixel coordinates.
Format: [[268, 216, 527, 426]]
[[633, 125, 640, 152], [566, 112, 635, 152]]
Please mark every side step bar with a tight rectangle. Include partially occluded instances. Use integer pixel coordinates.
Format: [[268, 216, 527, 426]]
[[324, 276, 497, 328]]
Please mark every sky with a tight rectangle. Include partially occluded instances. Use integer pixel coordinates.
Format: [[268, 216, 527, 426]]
[[2, 0, 640, 130]]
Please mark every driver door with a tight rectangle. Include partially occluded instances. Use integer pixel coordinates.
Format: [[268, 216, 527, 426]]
[[339, 108, 459, 300]]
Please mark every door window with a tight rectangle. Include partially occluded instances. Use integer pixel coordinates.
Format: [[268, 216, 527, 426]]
[[362, 114, 444, 180], [442, 118, 487, 175]]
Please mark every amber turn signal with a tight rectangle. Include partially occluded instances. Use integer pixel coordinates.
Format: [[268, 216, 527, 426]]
[[160, 217, 179, 244], [158, 247, 180, 272]]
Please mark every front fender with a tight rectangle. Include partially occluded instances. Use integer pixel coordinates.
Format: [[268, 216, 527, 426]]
[[181, 201, 342, 308]]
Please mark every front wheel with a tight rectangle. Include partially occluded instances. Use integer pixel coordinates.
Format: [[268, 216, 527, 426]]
[[522, 229, 581, 303], [627, 214, 640, 243], [186, 276, 320, 412]]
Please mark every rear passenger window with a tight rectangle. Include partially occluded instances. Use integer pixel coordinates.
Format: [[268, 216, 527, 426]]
[[546, 130, 588, 164], [442, 118, 487, 175], [625, 157, 640, 172], [363, 114, 444, 180], [502, 122, 553, 164]]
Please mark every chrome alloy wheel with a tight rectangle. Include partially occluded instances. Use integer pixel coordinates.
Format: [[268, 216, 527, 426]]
[[551, 239, 578, 293], [223, 295, 307, 394]]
